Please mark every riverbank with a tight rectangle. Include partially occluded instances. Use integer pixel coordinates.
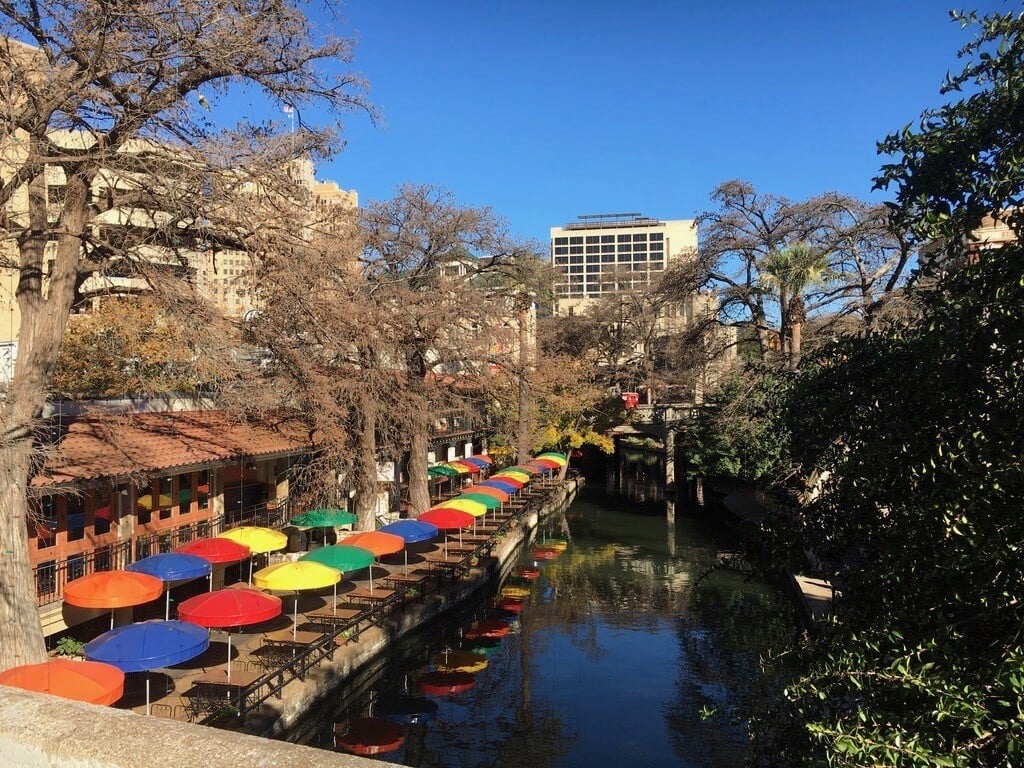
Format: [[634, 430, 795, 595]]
[[254, 476, 581, 741]]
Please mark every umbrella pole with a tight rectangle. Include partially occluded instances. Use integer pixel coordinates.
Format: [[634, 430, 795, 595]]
[[404, 549, 409, 576], [369, 563, 374, 596], [293, 594, 299, 640], [248, 557, 254, 585], [146, 673, 151, 716], [209, 571, 213, 592], [227, 632, 232, 680], [165, 590, 170, 621], [110, 611, 114, 630], [333, 582, 337, 616]]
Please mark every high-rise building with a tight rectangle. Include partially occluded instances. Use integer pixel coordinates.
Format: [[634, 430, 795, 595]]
[[550, 213, 697, 316]]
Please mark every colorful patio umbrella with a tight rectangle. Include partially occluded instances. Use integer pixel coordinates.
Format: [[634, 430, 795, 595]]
[[177, 587, 282, 678], [290, 508, 357, 528], [253, 561, 342, 638], [175, 537, 250, 564], [530, 458, 562, 470], [456, 493, 501, 511], [483, 475, 524, 493], [419, 508, 474, 556], [127, 553, 212, 620], [449, 460, 481, 474], [219, 526, 288, 583], [135, 493, 173, 511], [442, 462, 471, 476], [379, 520, 440, 574], [509, 464, 540, 476], [486, 474, 525, 488], [64, 571, 164, 629], [470, 453, 494, 465], [463, 618, 511, 640], [494, 468, 532, 483], [300, 544, 375, 572], [436, 498, 488, 518], [340, 531, 404, 557], [428, 465, 459, 479], [460, 457, 490, 470], [0, 659, 124, 706], [478, 479, 521, 495], [537, 452, 568, 466], [467, 485, 510, 503], [84, 620, 210, 715]]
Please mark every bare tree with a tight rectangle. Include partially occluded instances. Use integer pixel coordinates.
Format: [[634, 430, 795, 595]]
[[359, 184, 538, 514], [0, 0, 368, 666]]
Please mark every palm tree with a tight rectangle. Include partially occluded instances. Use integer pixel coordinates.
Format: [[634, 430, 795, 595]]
[[759, 244, 829, 364]]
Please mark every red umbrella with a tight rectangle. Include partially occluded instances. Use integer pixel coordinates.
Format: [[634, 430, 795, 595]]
[[175, 537, 250, 564], [335, 718, 405, 756], [178, 588, 282, 679], [419, 508, 474, 556], [531, 458, 562, 470], [417, 670, 476, 696], [532, 546, 561, 561], [464, 618, 511, 640], [496, 597, 525, 613], [517, 566, 540, 580]]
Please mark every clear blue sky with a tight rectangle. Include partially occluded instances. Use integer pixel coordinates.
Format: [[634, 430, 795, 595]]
[[300, 1, 998, 244]]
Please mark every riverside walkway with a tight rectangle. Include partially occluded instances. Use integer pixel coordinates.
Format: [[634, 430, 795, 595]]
[[117, 474, 577, 736]]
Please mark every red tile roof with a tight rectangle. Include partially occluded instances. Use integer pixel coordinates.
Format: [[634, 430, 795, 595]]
[[32, 410, 314, 488]]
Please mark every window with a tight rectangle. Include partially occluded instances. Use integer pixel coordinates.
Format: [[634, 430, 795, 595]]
[[601, 253, 615, 263], [633, 233, 647, 242], [554, 255, 568, 265], [569, 255, 583, 264], [554, 237, 568, 246], [586, 264, 600, 273], [585, 236, 599, 244], [34, 496, 57, 550], [157, 477, 173, 520], [136, 483, 152, 525], [569, 236, 583, 245], [649, 241, 663, 252], [66, 495, 86, 542], [617, 252, 630, 262], [634, 251, 648, 261], [94, 490, 113, 536], [601, 244, 615, 253], [585, 245, 599, 255], [601, 235, 615, 243], [618, 243, 631, 253], [569, 265, 583, 274], [617, 234, 631, 242], [554, 247, 568, 255], [649, 232, 664, 241], [650, 261, 664, 270], [569, 246, 583, 255]]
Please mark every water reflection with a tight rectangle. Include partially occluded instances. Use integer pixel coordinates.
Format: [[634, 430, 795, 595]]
[[308, 492, 787, 767]]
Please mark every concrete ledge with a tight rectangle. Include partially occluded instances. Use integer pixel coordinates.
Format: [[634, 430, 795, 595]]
[[0, 687, 400, 768]]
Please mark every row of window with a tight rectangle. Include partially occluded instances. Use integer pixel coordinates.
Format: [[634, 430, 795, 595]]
[[555, 254, 665, 265], [553, 232, 664, 246], [553, 242, 665, 256]]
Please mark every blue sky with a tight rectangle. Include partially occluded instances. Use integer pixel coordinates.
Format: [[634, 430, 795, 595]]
[[289, 1, 997, 244]]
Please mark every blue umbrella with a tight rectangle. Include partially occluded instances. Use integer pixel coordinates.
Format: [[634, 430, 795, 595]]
[[479, 479, 519, 495], [127, 553, 212, 620], [461, 457, 490, 470], [85, 620, 210, 715], [380, 520, 440, 574]]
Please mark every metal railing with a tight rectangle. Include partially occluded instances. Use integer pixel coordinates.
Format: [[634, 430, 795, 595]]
[[33, 541, 133, 606], [33, 499, 290, 606]]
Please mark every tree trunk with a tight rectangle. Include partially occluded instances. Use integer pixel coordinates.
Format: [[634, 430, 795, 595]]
[[789, 294, 807, 367], [0, 169, 89, 667], [407, 418, 430, 516], [353, 395, 378, 530], [516, 300, 532, 463]]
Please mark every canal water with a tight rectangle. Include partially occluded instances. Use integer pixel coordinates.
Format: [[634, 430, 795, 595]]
[[303, 491, 789, 767]]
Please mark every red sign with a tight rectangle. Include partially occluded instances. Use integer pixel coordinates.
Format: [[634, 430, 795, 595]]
[[621, 392, 639, 410]]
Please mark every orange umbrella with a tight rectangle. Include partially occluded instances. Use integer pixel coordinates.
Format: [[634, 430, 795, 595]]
[[340, 531, 404, 557], [64, 570, 163, 609], [64, 570, 163, 629], [0, 659, 125, 706], [339, 531, 404, 596]]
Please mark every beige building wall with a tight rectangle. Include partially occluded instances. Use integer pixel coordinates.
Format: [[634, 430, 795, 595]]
[[551, 215, 698, 316]]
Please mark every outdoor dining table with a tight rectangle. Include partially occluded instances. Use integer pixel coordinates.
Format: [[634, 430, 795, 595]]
[[346, 587, 397, 606], [263, 629, 323, 648], [306, 607, 363, 626]]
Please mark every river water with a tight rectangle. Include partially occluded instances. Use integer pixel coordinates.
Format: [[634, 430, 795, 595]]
[[303, 491, 788, 767]]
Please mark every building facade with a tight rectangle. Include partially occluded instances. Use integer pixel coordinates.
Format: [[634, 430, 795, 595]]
[[550, 213, 698, 316]]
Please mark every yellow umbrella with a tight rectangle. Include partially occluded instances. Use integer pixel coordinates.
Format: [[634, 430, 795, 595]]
[[443, 462, 471, 476], [253, 561, 341, 638], [495, 469, 531, 483], [220, 526, 288, 554], [433, 649, 487, 674], [221, 526, 288, 583], [537, 452, 568, 466], [136, 494, 173, 511], [437, 498, 488, 518]]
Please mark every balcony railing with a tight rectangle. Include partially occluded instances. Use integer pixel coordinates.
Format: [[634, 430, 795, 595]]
[[33, 541, 133, 607], [33, 499, 290, 607]]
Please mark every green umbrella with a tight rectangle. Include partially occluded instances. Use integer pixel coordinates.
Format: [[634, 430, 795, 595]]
[[301, 545, 374, 573], [290, 508, 358, 528], [457, 493, 501, 510], [428, 465, 459, 478]]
